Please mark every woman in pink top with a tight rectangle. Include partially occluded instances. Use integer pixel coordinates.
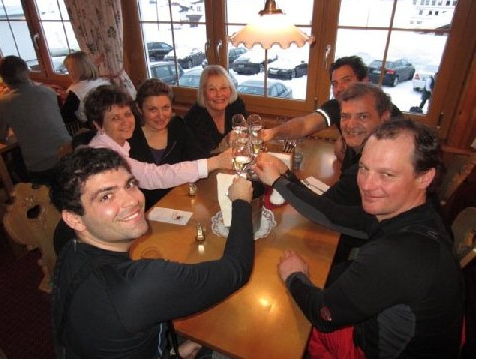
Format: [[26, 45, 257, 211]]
[[85, 84, 232, 190]]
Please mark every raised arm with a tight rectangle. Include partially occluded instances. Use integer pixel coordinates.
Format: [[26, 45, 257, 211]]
[[261, 112, 328, 142]]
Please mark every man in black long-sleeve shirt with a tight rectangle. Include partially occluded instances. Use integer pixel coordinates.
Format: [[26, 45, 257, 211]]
[[254, 119, 463, 358], [50, 147, 254, 358]]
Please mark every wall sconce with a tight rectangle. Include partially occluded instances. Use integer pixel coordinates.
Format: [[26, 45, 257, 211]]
[[229, 0, 314, 50]]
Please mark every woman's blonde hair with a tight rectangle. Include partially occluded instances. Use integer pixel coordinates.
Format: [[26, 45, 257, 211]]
[[63, 51, 99, 83], [197, 65, 237, 107]]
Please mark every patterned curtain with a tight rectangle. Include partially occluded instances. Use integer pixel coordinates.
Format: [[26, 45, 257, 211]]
[[63, 0, 136, 96]]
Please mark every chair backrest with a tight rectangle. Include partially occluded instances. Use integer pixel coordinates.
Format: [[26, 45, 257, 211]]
[[3, 183, 61, 292], [439, 151, 476, 206], [451, 207, 476, 269]]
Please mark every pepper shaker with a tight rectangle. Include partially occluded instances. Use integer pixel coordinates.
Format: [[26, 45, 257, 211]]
[[195, 223, 205, 242]]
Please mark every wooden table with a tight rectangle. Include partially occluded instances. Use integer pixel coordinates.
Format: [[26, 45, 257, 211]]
[[130, 138, 340, 359]]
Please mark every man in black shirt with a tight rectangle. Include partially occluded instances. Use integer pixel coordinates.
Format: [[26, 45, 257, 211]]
[[315, 83, 399, 284], [254, 119, 463, 358], [50, 147, 254, 358], [261, 56, 401, 162]]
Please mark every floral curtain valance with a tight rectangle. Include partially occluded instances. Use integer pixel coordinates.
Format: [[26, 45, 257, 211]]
[[64, 0, 136, 96]]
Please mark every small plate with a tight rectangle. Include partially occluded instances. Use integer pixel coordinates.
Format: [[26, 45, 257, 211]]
[[211, 207, 276, 240]]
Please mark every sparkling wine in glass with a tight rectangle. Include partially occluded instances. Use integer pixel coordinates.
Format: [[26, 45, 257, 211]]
[[232, 137, 252, 177], [232, 114, 247, 135], [248, 114, 262, 139], [251, 138, 263, 157], [248, 114, 263, 158]]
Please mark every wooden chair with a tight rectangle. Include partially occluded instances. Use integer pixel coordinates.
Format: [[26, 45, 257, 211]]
[[438, 148, 476, 207], [3, 183, 61, 293], [451, 207, 476, 269]]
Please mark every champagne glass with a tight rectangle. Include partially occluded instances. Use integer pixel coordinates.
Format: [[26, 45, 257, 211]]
[[248, 114, 263, 158], [232, 137, 252, 178], [247, 114, 262, 137], [230, 114, 248, 146], [232, 114, 247, 135]]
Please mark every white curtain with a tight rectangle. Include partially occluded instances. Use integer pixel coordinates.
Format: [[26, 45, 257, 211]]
[[64, 0, 136, 96]]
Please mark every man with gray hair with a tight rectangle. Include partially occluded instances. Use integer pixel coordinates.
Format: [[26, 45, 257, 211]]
[[269, 83, 399, 284]]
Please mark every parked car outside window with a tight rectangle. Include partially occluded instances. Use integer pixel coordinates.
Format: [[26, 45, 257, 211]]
[[237, 80, 292, 99], [231, 50, 278, 75], [164, 47, 206, 69], [228, 47, 248, 64], [202, 48, 248, 68], [147, 42, 173, 61], [412, 64, 439, 91], [267, 58, 308, 80], [368, 59, 415, 87], [149, 61, 184, 84], [179, 68, 238, 88]]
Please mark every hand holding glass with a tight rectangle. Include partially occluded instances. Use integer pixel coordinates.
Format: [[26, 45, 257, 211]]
[[232, 137, 252, 178], [248, 114, 263, 157], [232, 114, 247, 135]]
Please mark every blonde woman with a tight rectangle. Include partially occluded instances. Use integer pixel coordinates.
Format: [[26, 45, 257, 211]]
[[183, 65, 248, 153], [61, 51, 110, 127]]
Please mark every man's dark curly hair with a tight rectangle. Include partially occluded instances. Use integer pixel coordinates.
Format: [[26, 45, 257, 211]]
[[370, 118, 445, 194], [50, 147, 132, 215], [329, 55, 368, 81], [83, 84, 135, 128]]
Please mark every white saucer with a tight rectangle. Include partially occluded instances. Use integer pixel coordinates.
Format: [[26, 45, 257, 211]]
[[211, 207, 276, 240]]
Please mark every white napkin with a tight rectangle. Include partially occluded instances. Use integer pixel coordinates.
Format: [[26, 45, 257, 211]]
[[268, 152, 293, 204], [147, 207, 192, 225], [301, 176, 330, 195], [216, 173, 236, 227], [269, 152, 293, 170]]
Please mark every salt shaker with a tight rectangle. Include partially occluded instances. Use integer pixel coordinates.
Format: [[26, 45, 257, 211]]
[[188, 182, 197, 196], [195, 223, 205, 242]]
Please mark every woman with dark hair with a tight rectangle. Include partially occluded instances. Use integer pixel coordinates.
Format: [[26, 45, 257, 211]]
[[85, 84, 231, 196], [129, 78, 209, 209]]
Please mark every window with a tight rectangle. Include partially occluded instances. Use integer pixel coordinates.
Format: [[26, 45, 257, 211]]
[[137, 0, 207, 85], [1, 0, 473, 134], [132, 0, 470, 121], [0, 0, 77, 80], [335, 0, 456, 114]]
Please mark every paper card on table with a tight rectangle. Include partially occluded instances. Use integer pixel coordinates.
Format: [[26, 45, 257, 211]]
[[216, 173, 235, 227], [147, 207, 192, 225], [301, 176, 330, 195], [269, 152, 293, 170]]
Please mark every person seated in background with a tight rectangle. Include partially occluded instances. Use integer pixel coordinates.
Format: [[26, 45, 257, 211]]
[[183, 65, 248, 154], [260, 56, 401, 161], [50, 146, 254, 358], [254, 119, 463, 359], [61, 51, 110, 134], [0, 55, 71, 185], [129, 78, 210, 209]]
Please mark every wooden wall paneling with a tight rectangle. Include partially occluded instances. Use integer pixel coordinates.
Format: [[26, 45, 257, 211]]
[[445, 57, 476, 148]]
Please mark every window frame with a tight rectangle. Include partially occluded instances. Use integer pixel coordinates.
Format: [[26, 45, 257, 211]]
[[2, 0, 473, 141], [5, 0, 73, 86]]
